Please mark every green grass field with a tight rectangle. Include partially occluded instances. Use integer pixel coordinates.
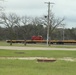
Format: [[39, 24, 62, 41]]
[[0, 50, 76, 58], [0, 60, 76, 75], [0, 50, 76, 75], [0, 41, 76, 75]]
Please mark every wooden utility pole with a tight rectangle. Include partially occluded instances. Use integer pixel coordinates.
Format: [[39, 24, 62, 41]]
[[45, 2, 54, 46]]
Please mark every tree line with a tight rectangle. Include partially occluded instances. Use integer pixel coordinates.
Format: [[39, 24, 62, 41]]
[[0, 13, 76, 41], [0, 25, 76, 41]]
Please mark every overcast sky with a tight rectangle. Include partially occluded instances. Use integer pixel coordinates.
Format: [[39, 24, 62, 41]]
[[2, 0, 76, 28]]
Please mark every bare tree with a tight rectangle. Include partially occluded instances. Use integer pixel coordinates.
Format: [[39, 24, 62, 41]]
[[0, 0, 4, 24], [31, 17, 43, 26], [21, 16, 31, 45], [0, 0, 4, 11], [31, 17, 45, 36], [41, 13, 65, 45], [0, 13, 20, 45], [50, 15, 64, 34]]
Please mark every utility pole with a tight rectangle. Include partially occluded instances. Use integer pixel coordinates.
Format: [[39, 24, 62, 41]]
[[45, 2, 54, 46], [62, 24, 65, 40]]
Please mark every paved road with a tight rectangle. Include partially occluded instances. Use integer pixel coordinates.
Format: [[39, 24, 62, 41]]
[[0, 46, 76, 50]]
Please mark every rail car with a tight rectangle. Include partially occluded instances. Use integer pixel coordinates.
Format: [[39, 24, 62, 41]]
[[6, 40, 76, 44], [6, 36, 76, 44]]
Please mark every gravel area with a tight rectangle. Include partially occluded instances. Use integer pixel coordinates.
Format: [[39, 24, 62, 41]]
[[0, 57, 76, 62], [0, 46, 76, 50]]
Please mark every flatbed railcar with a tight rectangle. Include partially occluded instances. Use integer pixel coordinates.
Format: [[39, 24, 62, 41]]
[[6, 40, 76, 44], [6, 35, 76, 44]]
